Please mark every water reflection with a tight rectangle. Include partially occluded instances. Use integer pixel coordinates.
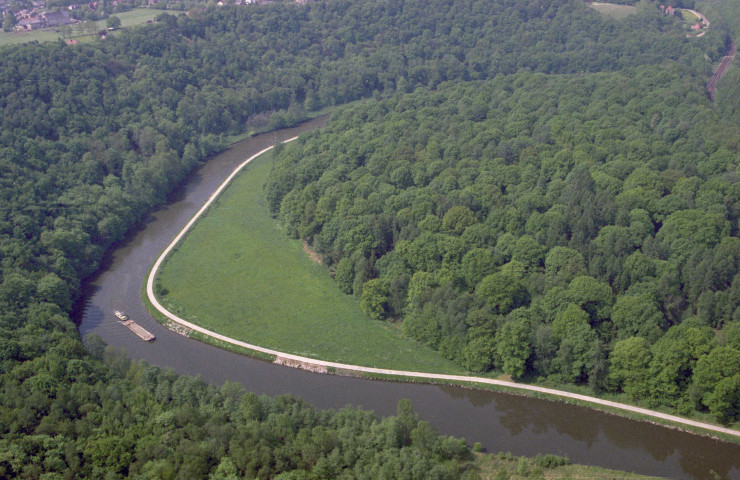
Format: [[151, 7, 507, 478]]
[[436, 384, 496, 408], [433, 383, 740, 479]]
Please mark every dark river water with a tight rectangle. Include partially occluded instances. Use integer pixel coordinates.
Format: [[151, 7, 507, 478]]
[[75, 117, 740, 479]]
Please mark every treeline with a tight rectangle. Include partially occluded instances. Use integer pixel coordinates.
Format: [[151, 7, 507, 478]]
[[0, 338, 473, 479], [0, 0, 664, 475], [0, 0, 736, 475], [266, 66, 740, 422], [1, 0, 726, 327], [0, 0, 490, 473]]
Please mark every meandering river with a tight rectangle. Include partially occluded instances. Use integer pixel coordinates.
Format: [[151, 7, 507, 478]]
[[75, 117, 740, 480]]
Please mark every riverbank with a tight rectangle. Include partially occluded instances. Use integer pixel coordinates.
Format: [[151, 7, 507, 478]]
[[76, 116, 738, 477], [152, 141, 464, 373], [146, 134, 740, 444]]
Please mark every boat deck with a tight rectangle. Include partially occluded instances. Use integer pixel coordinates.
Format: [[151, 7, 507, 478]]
[[122, 320, 156, 341]]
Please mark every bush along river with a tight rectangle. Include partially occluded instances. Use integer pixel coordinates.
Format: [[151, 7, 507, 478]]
[[75, 117, 740, 480]]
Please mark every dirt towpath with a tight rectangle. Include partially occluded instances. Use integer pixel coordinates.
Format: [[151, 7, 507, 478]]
[[146, 138, 740, 441]]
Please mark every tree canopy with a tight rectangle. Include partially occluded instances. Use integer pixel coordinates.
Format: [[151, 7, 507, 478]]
[[265, 28, 740, 419], [1, 0, 739, 476]]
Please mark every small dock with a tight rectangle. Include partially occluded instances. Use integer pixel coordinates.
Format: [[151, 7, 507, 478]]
[[114, 310, 156, 342]]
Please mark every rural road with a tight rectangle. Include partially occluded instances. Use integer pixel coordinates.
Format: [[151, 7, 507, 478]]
[[146, 137, 740, 440]]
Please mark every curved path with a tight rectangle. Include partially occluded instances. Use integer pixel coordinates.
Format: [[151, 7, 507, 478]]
[[146, 138, 740, 440]]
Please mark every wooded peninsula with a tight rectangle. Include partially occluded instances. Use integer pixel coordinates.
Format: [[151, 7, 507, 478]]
[[1, 0, 739, 477]]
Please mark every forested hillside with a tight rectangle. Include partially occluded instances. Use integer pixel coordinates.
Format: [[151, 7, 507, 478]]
[[267, 71, 740, 421], [264, 8, 740, 422], [0, 0, 738, 476]]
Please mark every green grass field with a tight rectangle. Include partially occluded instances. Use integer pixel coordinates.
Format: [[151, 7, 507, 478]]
[[0, 8, 162, 46], [589, 2, 636, 19], [0, 26, 61, 45], [680, 9, 699, 22], [109, 8, 163, 28], [156, 150, 465, 373]]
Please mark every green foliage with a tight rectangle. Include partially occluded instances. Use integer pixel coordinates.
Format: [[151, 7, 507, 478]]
[[0, 348, 475, 479], [496, 313, 533, 378], [157, 154, 461, 372], [647, 319, 714, 408], [476, 269, 530, 316], [535, 453, 570, 468], [611, 295, 665, 340], [692, 347, 740, 422], [334, 257, 355, 294], [443, 206, 477, 235], [2, 13, 16, 32], [724, 321, 740, 350], [545, 247, 586, 286], [705, 375, 740, 424], [609, 337, 653, 399], [360, 278, 391, 320], [262, 13, 739, 414], [2, 0, 740, 473], [106, 15, 121, 29], [552, 304, 598, 383], [463, 334, 497, 373]]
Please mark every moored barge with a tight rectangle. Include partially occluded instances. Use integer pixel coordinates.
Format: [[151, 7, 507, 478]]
[[114, 311, 156, 342]]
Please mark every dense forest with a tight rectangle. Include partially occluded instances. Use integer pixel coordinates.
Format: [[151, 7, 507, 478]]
[[0, 0, 738, 476], [266, 68, 740, 422], [262, 2, 740, 422]]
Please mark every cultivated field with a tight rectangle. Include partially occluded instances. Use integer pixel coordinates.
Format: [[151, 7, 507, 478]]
[[589, 2, 636, 19], [156, 150, 465, 373]]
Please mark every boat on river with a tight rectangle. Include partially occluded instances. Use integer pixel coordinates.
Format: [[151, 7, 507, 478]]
[[114, 311, 155, 342]]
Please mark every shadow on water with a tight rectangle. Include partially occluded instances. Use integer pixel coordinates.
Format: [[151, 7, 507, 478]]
[[75, 117, 740, 480]]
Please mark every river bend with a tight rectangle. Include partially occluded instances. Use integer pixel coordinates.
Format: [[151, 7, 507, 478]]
[[76, 118, 740, 480]]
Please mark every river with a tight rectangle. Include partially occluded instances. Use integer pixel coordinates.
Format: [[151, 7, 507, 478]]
[[75, 117, 740, 480]]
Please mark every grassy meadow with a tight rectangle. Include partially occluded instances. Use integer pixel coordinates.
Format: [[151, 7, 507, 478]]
[[680, 9, 700, 22], [588, 2, 637, 19], [0, 27, 61, 45], [0, 8, 161, 46], [155, 150, 465, 373]]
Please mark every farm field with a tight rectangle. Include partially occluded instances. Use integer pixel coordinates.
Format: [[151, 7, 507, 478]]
[[155, 150, 466, 373]]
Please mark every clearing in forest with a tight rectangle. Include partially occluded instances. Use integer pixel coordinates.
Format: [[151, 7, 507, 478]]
[[588, 2, 637, 19], [155, 150, 464, 373]]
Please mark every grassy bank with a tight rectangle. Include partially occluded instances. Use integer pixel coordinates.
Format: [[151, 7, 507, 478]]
[[155, 149, 464, 373], [147, 133, 740, 442]]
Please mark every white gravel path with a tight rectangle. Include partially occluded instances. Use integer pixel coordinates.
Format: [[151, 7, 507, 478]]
[[146, 137, 740, 440]]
